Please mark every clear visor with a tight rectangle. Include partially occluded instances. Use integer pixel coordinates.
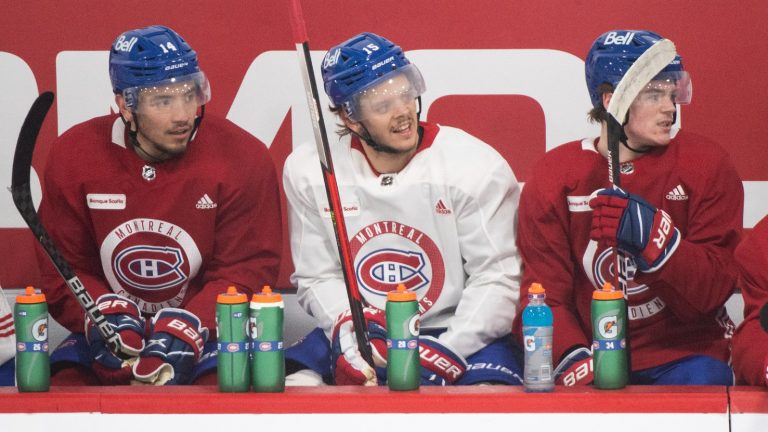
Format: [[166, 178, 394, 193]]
[[123, 71, 211, 113], [633, 71, 692, 107], [344, 64, 426, 121]]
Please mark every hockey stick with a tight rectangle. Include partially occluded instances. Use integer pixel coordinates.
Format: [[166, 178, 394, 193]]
[[288, 0, 375, 368], [10, 92, 120, 350], [604, 38, 677, 371], [605, 38, 676, 297]]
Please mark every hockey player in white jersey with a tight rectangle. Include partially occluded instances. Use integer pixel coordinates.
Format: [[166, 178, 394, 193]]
[[283, 32, 523, 386]]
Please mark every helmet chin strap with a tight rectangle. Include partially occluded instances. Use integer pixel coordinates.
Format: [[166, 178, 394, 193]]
[[120, 105, 205, 162]]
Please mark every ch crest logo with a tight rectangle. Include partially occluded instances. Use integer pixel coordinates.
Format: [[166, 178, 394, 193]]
[[356, 249, 429, 293], [114, 245, 187, 290]]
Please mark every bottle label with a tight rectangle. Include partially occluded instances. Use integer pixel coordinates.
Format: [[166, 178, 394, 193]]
[[523, 325, 553, 389], [217, 341, 250, 353], [593, 338, 626, 351], [253, 341, 283, 352], [16, 342, 49, 353], [387, 338, 418, 350]]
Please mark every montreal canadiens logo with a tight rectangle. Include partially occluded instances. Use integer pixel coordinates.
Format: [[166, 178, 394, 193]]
[[583, 241, 667, 322], [588, 243, 646, 296], [357, 249, 428, 291], [101, 218, 202, 314], [350, 221, 444, 313], [115, 246, 186, 290]]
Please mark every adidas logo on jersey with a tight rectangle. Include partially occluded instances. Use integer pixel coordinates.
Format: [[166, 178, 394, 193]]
[[665, 185, 688, 201], [196, 194, 218, 209], [435, 199, 452, 215]]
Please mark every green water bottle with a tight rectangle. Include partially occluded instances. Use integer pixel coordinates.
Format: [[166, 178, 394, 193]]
[[592, 282, 628, 389], [216, 286, 250, 392], [386, 284, 420, 391], [250, 286, 284, 392], [14, 286, 50, 392]]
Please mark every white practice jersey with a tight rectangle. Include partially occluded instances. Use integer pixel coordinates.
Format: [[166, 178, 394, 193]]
[[283, 122, 522, 357]]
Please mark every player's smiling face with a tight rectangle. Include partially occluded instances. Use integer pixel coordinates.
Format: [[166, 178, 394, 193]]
[[350, 73, 420, 154], [624, 80, 678, 149]]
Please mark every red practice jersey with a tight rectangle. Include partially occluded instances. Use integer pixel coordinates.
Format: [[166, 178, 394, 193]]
[[732, 215, 768, 386], [36, 114, 282, 333], [514, 130, 742, 371]]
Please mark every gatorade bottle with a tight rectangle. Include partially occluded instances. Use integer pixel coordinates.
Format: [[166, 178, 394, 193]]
[[216, 286, 250, 392], [592, 282, 628, 389], [250, 286, 285, 392], [522, 283, 554, 392], [14, 286, 49, 392], [386, 284, 420, 391]]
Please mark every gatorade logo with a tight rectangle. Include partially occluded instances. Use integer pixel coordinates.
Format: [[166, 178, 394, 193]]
[[32, 318, 48, 342], [524, 335, 536, 351], [598, 316, 619, 338]]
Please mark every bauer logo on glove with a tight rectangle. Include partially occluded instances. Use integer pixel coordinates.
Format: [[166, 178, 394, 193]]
[[589, 187, 681, 272]]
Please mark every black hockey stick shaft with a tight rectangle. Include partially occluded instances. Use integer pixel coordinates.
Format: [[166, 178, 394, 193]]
[[606, 118, 627, 297], [289, 0, 374, 368], [10, 92, 120, 350]]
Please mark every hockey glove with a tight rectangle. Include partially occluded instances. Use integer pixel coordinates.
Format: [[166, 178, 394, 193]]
[[133, 308, 208, 385], [86, 294, 145, 385], [589, 187, 680, 272], [331, 307, 387, 386], [554, 346, 593, 386], [418, 336, 467, 385]]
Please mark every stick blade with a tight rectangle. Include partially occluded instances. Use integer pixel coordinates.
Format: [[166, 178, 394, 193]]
[[606, 39, 677, 122], [11, 91, 54, 190]]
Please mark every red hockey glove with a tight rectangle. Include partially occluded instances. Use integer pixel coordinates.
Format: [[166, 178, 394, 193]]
[[589, 187, 680, 272], [86, 294, 145, 385], [418, 336, 467, 385], [133, 308, 208, 385], [331, 307, 387, 385], [554, 347, 593, 386]]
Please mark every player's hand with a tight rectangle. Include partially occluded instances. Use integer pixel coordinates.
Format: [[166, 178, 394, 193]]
[[589, 187, 680, 272], [554, 346, 593, 386], [418, 336, 467, 385], [331, 307, 387, 386], [132, 308, 208, 385], [86, 294, 145, 385]]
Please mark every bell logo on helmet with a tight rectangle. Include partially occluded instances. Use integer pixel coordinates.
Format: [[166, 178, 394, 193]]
[[604, 31, 635, 46], [323, 49, 341, 69], [114, 35, 138, 53]]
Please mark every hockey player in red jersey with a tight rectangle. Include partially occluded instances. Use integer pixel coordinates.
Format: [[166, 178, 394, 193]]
[[283, 32, 523, 386], [36, 25, 282, 385], [514, 30, 741, 385], [732, 215, 768, 386]]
